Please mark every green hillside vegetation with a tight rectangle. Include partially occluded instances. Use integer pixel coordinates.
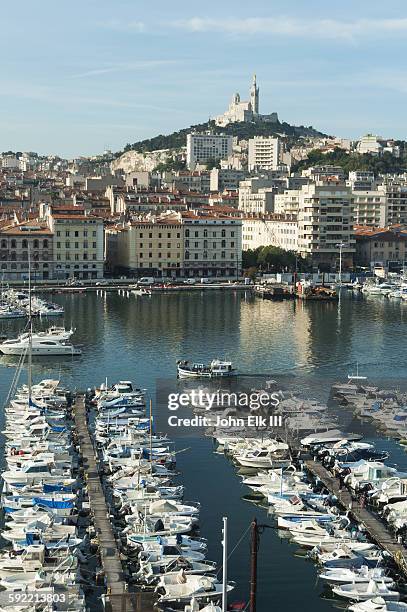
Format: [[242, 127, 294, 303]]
[[121, 120, 326, 155], [293, 147, 407, 175]]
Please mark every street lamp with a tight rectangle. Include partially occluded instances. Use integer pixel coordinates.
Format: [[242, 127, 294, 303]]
[[336, 242, 348, 287]]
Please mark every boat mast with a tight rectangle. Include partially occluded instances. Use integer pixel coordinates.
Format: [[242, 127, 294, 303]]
[[149, 398, 153, 475], [222, 516, 228, 612], [28, 246, 33, 403]]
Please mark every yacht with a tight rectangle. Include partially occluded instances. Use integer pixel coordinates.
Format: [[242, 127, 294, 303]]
[[177, 359, 236, 378], [0, 337, 81, 356]]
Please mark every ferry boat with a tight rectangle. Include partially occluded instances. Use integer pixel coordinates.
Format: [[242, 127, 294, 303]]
[[177, 359, 236, 379]]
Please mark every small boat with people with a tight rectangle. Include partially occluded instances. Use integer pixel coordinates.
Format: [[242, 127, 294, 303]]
[[177, 359, 236, 379]]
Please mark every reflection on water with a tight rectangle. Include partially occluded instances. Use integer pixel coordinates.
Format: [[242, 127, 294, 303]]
[[1, 291, 407, 610]]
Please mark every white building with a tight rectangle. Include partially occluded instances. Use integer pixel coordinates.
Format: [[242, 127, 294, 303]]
[[248, 137, 280, 171], [1, 155, 19, 169], [239, 177, 276, 214], [242, 216, 298, 251], [274, 189, 301, 215], [348, 171, 375, 191], [297, 183, 355, 267], [186, 133, 233, 169], [352, 191, 386, 227], [357, 134, 383, 156]]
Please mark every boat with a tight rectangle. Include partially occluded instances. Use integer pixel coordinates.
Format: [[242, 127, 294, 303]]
[[332, 580, 400, 602], [177, 359, 236, 378], [0, 337, 81, 356], [349, 598, 407, 611], [319, 566, 394, 586]]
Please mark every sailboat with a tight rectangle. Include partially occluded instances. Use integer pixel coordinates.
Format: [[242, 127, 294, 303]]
[[348, 362, 367, 382]]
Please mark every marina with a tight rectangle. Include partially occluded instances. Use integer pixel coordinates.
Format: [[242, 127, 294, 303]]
[[2, 290, 407, 610]]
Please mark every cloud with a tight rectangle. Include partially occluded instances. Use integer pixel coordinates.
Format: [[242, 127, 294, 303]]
[[70, 60, 180, 79], [172, 16, 407, 40]]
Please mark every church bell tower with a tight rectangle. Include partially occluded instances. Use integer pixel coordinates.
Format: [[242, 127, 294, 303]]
[[250, 74, 259, 115]]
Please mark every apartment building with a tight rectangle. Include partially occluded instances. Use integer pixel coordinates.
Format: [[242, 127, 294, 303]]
[[352, 191, 386, 227], [355, 226, 407, 269], [186, 133, 233, 168], [378, 181, 407, 226], [348, 171, 375, 191], [242, 215, 298, 251], [0, 221, 53, 280], [113, 214, 184, 276], [297, 183, 355, 268], [248, 137, 280, 171], [45, 206, 104, 279], [107, 211, 242, 279], [274, 189, 301, 215], [238, 177, 276, 214]]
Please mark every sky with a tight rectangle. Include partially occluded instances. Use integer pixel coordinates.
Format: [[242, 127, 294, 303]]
[[2, 0, 407, 157]]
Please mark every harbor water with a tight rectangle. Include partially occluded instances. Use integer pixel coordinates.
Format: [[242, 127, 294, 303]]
[[1, 289, 407, 611]]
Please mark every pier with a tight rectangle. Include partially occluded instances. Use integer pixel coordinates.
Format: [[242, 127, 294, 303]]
[[305, 459, 407, 573], [73, 395, 153, 612]]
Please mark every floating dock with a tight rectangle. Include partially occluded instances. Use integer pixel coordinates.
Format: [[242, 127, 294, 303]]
[[305, 458, 407, 573]]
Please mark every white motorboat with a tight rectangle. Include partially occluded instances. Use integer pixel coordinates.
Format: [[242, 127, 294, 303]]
[[0, 337, 81, 355], [349, 598, 407, 611], [332, 580, 400, 602], [177, 359, 236, 378], [155, 573, 235, 604], [319, 566, 394, 586]]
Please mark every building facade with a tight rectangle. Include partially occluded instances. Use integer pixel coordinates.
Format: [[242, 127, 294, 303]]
[[0, 221, 53, 280], [355, 226, 407, 270], [248, 137, 280, 171], [107, 212, 242, 279], [186, 133, 233, 168], [242, 215, 298, 251], [46, 207, 104, 279], [297, 183, 355, 268]]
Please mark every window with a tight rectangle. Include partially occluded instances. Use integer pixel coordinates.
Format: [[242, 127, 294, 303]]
[[231, 231, 235, 237], [185, 229, 190, 237], [74, 231, 79, 237], [185, 240, 189, 247], [56, 231, 60, 237], [221, 240, 226, 248], [43, 239, 48, 248], [66, 242, 70, 248], [75, 254, 79, 261], [11, 239, 16, 248], [213, 232, 217, 237], [158, 252, 162, 259], [177, 233, 180, 238], [140, 232, 143, 238], [194, 253, 198, 259], [92, 242, 96, 248], [204, 240, 208, 248], [22, 239, 28, 248], [185, 251, 190, 260], [149, 232, 152, 238], [213, 242, 216, 248], [221, 251, 226, 259], [0, 240, 6, 248], [194, 242, 199, 247], [204, 229, 208, 237], [194, 231, 198, 237], [167, 243, 171, 248], [84, 241, 88, 248], [84, 231, 88, 237], [139, 253, 143, 258], [221, 229, 226, 237], [158, 243, 162, 248], [66, 231, 70, 237], [92, 254, 96, 260], [57, 254, 61, 261], [84, 253, 88, 260], [167, 252, 171, 258], [149, 252, 152, 258], [75, 242, 79, 248], [149, 242, 152, 248], [57, 242, 61, 248], [92, 231, 96, 237], [167, 232, 171, 238], [158, 233, 162, 238], [231, 242, 235, 248], [11, 252, 16, 261]]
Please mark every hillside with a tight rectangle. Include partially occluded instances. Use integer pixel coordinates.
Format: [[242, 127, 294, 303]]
[[293, 147, 407, 175], [121, 119, 327, 155]]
